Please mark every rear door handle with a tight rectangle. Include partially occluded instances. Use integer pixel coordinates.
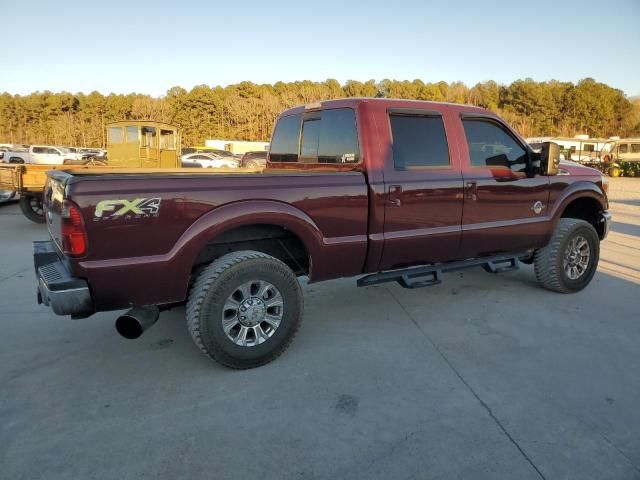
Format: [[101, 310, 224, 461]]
[[388, 185, 402, 207], [465, 181, 478, 201]]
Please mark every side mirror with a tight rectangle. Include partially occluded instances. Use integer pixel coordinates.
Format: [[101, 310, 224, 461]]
[[540, 142, 560, 176]]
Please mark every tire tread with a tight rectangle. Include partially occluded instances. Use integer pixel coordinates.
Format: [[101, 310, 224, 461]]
[[186, 250, 303, 369]]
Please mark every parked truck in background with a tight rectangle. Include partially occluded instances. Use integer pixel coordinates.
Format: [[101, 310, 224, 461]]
[[3, 145, 86, 165], [35, 98, 611, 369]]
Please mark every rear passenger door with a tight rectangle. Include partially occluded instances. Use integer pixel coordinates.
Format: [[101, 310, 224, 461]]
[[458, 116, 550, 258], [380, 109, 464, 270]]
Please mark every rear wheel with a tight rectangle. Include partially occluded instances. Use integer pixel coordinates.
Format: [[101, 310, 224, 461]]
[[19, 194, 46, 223], [186, 250, 304, 369], [534, 218, 599, 293], [246, 160, 259, 169]]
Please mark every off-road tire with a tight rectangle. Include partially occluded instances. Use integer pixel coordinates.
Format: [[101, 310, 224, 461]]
[[186, 250, 304, 369], [534, 218, 599, 293], [19, 194, 46, 223]]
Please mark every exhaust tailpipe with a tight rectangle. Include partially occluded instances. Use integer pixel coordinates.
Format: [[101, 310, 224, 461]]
[[115, 306, 160, 339]]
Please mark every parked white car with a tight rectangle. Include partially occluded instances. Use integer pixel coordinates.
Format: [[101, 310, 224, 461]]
[[180, 152, 239, 169], [0, 189, 16, 203], [3, 146, 85, 165]]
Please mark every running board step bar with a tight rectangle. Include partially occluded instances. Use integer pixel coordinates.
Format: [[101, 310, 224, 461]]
[[357, 253, 527, 290]]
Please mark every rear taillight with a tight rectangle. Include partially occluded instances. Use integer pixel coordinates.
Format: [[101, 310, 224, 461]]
[[61, 201, 87, 256]]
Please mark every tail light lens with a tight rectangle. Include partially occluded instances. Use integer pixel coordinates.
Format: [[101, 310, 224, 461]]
[[61, 201, 87, 256]]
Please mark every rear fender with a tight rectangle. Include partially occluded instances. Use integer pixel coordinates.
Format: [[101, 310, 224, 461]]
[[171, 199, 324, 286]]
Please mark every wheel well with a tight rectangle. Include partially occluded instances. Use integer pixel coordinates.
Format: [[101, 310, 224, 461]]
[[192, 224, 310, 276], [561, 197, 604, 238]]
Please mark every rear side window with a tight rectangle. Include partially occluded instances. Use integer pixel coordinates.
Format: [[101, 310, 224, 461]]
[[269, 114, 301, 163], [270, 108, 360, 164], [389, 114, 449, 169], [463, 119, 527, 173], [632, 144, 640, 154]]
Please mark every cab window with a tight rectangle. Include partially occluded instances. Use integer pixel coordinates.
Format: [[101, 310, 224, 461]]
[[462, 119, 527, 173], [270, 108, 360, 164], [108, 127, 123, 144], [160, 129, 175, 149], [141, 126, 157, 148], [125, 126, 139, 144]]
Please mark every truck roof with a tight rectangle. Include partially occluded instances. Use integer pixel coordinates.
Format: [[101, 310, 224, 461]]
[[279, 97, 488, 117]]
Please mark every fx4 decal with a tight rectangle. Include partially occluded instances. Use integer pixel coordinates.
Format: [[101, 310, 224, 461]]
[[94, 198, 161, 219]]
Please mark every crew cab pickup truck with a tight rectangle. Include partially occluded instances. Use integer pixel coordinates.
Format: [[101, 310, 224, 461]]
[[5, 145, 88, 165], [34, 98, 611, 369]]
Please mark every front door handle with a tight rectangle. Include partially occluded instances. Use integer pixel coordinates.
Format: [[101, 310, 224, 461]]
[[388, 185, 402, 207], [465, 181, 478, 201]]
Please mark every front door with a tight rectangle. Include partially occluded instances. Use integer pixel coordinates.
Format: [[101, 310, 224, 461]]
[[380, 109, 464, 270], [458, 116, 550, 258]]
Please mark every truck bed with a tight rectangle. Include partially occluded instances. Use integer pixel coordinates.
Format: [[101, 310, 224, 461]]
[[45, 168, 370, 309]]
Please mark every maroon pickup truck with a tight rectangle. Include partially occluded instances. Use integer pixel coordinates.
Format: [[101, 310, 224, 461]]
[[35, 98, 611, 369]]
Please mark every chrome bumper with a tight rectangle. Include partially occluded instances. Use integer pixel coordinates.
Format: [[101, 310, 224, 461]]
[[34, 241, 93, 318]]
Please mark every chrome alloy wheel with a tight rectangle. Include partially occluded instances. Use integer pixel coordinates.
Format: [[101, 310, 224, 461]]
[[563, 235, 591, 280], [222, 280, 284, 347]]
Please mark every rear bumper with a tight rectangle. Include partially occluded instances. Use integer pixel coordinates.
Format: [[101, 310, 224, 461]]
[[600, 211, 612, 240], [34, 241, 93, 318]]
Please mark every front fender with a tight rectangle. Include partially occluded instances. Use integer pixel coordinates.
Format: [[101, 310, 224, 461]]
[[549, 180, 608, 221]]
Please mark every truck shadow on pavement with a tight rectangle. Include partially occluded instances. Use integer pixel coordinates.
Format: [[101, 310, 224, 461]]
[[612, 221, 640, 237]]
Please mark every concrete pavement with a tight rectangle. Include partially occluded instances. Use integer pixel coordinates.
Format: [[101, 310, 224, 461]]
[[1, 179, 639, 480]]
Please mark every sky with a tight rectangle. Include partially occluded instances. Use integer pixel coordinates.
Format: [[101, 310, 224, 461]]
[[1, 0, 639, 98]]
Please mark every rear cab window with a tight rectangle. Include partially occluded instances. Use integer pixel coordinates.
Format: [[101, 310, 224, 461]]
[[269, 108, 360, 165]]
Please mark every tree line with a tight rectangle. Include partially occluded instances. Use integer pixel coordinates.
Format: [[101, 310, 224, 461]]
[[1, 78, 638, 148]]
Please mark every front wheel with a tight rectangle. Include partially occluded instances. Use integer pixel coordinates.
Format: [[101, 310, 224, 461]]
[[186, 250, 304, 369], [534, 218, 599, 293], [19, 194, 46, 223]]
